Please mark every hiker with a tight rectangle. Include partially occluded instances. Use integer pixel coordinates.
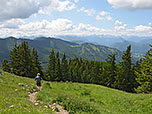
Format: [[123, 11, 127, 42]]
[[35, 73, 43, 90]]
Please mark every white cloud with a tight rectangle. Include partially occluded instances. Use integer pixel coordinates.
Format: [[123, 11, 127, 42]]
[[134, 25, 152, 32], [114, 20, 127, 31], [99, 11, 110, 16], [0, 19, 25, 29], [0, 0, 76, 20], [148, 22, 152, 27], [77, 7, 96, 16], [74, 0, 79, 3], [0, 0, 40, 20], [107, 0, 152, 10], [96, 11, 112, 21], [0, 18, 152, 37], [106, 16, 113, 21], [115, 24, 127, 31], [40, 0, 76, 14], [115, 20, 122, 25], [20, 18, 76, 33], [77, 23, 101, 32]]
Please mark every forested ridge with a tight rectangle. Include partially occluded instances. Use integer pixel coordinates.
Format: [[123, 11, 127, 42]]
[[1, 41, 152, 93], [0, 37, 122, 69]]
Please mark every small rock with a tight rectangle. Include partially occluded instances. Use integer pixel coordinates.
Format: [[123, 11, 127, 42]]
[[44, 105, 48, 108], [25, 85, 30, 88], [0, 79, 3, 83], [35, 103, 39, 106], [52, 106, 55, 111], [18, 83, 24, 86], [28, 92, 31, 94], [9, 105, 14, 108]]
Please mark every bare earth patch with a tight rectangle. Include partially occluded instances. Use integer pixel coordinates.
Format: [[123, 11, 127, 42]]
[[29, 86, 68, 114]]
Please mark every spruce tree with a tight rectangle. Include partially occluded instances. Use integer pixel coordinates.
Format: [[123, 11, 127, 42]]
[[54, 51, 61, 81], [32, 48, 43, 77], [45, 48, 55, 81], [117, 45, 135, 92], [61, 53, 68, 81], [135, 44, 152, 93], [73, 62, 79, 82], [1, 59, 10, 72], [10, 44, 20, 74], [18, 41, 33, 77], [10, 41, 33, 77], [106, 54, 117, 88]]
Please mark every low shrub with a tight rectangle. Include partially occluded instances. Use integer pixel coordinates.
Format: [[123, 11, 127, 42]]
[[54, 94, 100, 114]]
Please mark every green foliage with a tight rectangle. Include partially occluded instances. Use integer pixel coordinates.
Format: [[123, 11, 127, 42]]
[[1, 59, 10, 72], [32, 48, 43, 77], [45, 48, 55, 81], [54, 51, 61, 81], [0, 37, 122, 70], [10, 41, 33, 77], [135, 44, 152, 93], [61, 53, 69, 81], [4, 41, 43, 78], [116, 45, 136, 92], [0, 71, 53, 114], [105, 54, 117, 88], [55, 95, 99, 114], [36, 81, 152, 114]]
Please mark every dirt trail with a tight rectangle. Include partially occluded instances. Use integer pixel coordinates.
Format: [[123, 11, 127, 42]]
[[29, 92, 37, 102], [29, 86, 68, 114]]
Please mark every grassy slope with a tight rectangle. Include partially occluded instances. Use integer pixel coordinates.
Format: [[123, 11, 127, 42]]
[[0, 72, 152, 114], [37, 82, 152, 114], [0, 71, 54, 114]]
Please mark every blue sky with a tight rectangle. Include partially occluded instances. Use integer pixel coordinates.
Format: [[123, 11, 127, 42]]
[[0, 0, 152, 37]]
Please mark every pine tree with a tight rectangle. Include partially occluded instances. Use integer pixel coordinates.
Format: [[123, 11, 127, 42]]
[[18, 41, 33, 77], [1, 59, 10, 72], [135, 44, 152, 93], [10, 41, 33, 77], [117, 45, 135, 92], [54, 51, 61, 81], [45, 48, 55, 81], [73, 62, 79, 82], [10, 44, 20, 74], [32, 48, 43, 77], [61, 53, 68, 81], [106, 54, 117, 88]]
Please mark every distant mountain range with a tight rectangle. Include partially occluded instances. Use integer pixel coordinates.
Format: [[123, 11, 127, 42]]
[[57, 35, 152, 55], [0, 37, 122, 69]]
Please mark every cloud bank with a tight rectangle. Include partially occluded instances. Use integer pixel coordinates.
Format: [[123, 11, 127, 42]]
[[0, 0, 76, 20], [0, 18, 152, 37], [107, 0, 152, 10]]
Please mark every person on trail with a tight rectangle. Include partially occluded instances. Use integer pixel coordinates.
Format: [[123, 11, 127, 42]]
[[35, 73, 43, 90]]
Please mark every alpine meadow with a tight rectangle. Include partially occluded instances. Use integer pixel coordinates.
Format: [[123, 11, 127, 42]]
[[0, 0, 152, 114]]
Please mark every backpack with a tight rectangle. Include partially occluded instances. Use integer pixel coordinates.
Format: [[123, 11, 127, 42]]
[[35, 76, 42, 83]]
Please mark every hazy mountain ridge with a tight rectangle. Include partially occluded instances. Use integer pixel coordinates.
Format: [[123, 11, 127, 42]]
[[57, 35, 152, 54]]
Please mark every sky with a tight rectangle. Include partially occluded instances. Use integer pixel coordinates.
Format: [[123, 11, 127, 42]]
[[0, 0, 152, 37]]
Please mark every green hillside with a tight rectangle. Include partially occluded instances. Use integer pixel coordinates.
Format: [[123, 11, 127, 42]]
[[0, 37, 122, 69], [0, 71, 54, 114], [0, 71, 151, 114]]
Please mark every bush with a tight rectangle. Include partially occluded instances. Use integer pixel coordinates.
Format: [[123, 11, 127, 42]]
[[42, 82, 52, 89], [54, 94, 100, 114]]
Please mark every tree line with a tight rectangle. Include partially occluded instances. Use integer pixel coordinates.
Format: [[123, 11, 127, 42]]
[[1, 41, 152, 93]]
